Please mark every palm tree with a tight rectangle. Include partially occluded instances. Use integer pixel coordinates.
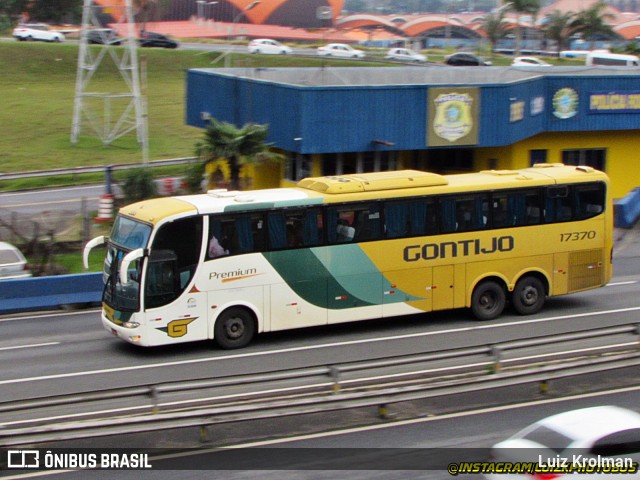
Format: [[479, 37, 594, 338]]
[[570, 2, 616, 50], [542, 9, 575, 55], [196, 119, 283, 190], [482, 9, 511, 56], [505, 0, 541, 56]]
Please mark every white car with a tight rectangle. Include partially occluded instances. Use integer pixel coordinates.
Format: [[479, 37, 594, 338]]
[[385, 47, 426, 63], [486, 405, 640, 479], [12, 24, 64, 42], [317, 43, 365, 59], [248, 39, 291, 55], [0, 242, 31, 280], [511, 56, 552, 67]]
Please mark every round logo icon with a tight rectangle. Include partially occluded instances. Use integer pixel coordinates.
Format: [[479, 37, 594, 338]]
[[552, 88, 578, 119]]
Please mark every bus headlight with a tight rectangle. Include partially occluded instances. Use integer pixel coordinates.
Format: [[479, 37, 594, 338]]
[[122, 321, 140, 329]]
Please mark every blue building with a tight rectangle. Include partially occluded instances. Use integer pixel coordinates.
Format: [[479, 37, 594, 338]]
[[186, 66, 640, 198]]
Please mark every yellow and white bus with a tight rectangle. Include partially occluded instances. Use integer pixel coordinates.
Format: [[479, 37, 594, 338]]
[[84, 164, 612, 348]]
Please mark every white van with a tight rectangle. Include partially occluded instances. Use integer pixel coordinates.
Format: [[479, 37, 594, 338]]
[[586, 51, 640, 66]]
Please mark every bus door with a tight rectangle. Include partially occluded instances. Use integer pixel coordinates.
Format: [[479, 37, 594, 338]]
[[142, 216, 208, 342], [143, 249, 210, 342], [432, 265, 454, 311]]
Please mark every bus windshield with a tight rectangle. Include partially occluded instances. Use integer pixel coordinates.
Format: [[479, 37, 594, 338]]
[[110, 216, 152, 250], [103, 216, 152, 312]]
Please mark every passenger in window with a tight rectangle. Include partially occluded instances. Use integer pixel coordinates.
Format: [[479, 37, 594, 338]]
[[208, 235, 229, 258], [336, 219, 355, 242]]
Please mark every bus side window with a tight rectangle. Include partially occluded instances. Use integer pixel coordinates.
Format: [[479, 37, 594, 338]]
[[525, 192, 542, 224], [353, 204, 380, 242], [385, 201, 410, 238], [544, 186, 571, 222], [267, 212, 288, 249], [454, 195, 486, 232], [441, 198, 457, 233], [301, 209, 323, 246], [574, 184, 605, 220]]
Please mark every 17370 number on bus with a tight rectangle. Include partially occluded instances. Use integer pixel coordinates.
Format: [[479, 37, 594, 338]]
[[560, 230, 597, 242]]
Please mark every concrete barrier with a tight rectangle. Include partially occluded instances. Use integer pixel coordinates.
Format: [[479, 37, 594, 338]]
[[0, 273, 103, 314], [615, 188, 640, 229]]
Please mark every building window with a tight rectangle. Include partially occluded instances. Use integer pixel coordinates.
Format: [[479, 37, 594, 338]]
[[427, 148, 474, 172], [285, 153, 311, 181], [562, 149, 606, 171], [530, 150, 547, 166]]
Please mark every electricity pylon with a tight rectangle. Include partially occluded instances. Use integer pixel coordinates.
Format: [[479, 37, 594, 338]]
[[71, 0, 148, 163]]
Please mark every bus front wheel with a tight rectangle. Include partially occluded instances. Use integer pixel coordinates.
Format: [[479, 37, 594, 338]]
[[471, 281, 506, 321], [512, 276, 545, 315], [214, 307, 256, 349]]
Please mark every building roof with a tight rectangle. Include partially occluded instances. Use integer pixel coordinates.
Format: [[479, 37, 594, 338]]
[[194, 65, 638, 87]]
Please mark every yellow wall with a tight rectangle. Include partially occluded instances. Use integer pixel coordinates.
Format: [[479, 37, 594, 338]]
[[476, 131, 640, 199], [229, 130, 640, 199]]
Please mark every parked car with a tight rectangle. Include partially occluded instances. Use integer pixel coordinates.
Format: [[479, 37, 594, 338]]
[[0, 242, 31, 280], [512, 56, 552, 67], [12, 24, 64, 43], [486, 405, 640, 480], [248, 39, 291, 55], [444, 52, 491, 66], [385, 47, 426, 63], [86, 29, 121, 46], [317, 43, 365, 58], [138, 31, 178, 49]]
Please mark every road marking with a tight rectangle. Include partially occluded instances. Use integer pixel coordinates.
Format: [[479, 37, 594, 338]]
[[0, 309, 101, 323], [217, 384, 640, 448], [1, 306, 640, 386], [0, 197, 99, 208], [0, 186, 101, 197], [607, 280, 638, 286], [0, 342, 59, 351]]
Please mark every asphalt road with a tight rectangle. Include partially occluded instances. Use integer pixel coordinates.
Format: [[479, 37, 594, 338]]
[[0, 254, 638, 410], [2, 387, 638, 479]]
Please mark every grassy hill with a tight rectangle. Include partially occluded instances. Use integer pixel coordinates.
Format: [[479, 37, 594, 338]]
[[0, 41, 383, 176]]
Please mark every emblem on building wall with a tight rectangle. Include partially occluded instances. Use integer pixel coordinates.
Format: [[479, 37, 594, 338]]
[[553, 88, 579, 119]]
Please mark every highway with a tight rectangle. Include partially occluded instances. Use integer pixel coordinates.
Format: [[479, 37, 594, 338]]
[[1, 190, 639, 478], [2, 387, 639, 479]]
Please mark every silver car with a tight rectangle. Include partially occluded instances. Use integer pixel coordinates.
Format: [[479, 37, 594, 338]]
[[317, 43, 365, 58], [0, 242, 31, 280], [487, 405, 640, 479]]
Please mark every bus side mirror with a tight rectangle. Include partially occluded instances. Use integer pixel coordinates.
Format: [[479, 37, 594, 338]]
[[119, 248, 144, 285], [83, 235, 105, 270]]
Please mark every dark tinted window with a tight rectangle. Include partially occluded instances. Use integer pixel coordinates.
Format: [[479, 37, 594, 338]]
[[522, 426, 573, 454], [590, 429, 640, 456]]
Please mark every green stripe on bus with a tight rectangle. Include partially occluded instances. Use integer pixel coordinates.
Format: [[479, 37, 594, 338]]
[[264, 245, 419, 309]]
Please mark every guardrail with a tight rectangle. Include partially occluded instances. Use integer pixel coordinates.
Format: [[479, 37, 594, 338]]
[[0, 157, 195, 181], [0, 273, 102, 313], [1, 322, 638, 446], [615, 187, 640, 228]]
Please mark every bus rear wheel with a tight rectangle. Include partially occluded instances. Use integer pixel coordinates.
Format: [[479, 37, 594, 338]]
[[512, 276, 545, 315], [471, 281, 506, 321], [214, 307, 255, 349]]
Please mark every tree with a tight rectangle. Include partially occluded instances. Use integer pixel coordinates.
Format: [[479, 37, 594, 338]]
[[196, 119, 283, 191], [541, 9, 575, 55], [505, 0, 541, 56], [570, 2, 617, 50], [28, 0, 82, 24], [482, 10, 510, 56], [120, 168, 158, 203]]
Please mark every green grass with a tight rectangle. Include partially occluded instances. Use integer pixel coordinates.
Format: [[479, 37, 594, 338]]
[[0, 41, 584, 177], [0, 41, 382, 177]]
